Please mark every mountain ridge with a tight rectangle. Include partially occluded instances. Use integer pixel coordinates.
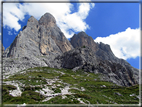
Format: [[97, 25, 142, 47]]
[[3, 13, 139, 87]]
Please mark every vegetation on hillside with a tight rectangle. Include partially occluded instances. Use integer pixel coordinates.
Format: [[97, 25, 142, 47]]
[[2, 67, 140, 105]]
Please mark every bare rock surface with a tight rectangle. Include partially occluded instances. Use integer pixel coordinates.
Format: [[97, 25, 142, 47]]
[[3, 12, 73, 58], [70, 31, 97, 52], [3, 54, 59, 79], [3, 13, 73, 78], [54, 47, 139, 86], [69, 32, 139, 86]]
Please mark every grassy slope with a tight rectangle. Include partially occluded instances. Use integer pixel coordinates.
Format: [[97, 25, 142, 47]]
[[2, 67, 139, 104]]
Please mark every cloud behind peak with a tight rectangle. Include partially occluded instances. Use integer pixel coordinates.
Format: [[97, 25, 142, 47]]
[[3, 2, 95, 38], [94, 27, 140, 60]]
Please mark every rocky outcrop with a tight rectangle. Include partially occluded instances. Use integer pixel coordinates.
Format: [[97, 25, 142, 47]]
[[54, 47, 139, 86], [70, 31, 97, 52], [3, 54, 60, 79], [70, 32, 129, 65], [95, 42, 130, 66], [55, 47, 98, 69]]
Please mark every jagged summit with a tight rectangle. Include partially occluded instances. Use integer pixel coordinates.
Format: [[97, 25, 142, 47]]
[[3, 12, 73, 58], [70, 32, 126, 65], [70, 31, 98, 52], [76, 31, 88, 37], [39, 12, 56, 27]]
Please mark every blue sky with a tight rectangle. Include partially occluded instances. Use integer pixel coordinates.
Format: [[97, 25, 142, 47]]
[[2, 2, 140, 69]]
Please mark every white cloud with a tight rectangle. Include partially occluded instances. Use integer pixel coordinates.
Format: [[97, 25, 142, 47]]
[[3, 3, 25, 31], [94, 27, 140, 60], [3, 2, 95, 38]]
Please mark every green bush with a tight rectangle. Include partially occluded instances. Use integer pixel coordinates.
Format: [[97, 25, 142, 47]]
[[74, 93, 91, 99], [82, 45, 86, 48], [52, 88, 61, 93]]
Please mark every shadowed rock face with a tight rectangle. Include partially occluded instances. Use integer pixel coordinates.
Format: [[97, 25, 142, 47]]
[[69, 31, 139, 86], [3, 13, 73, 58], [54, 47, 139, 86], [70, 32, 131, 66], [55, 47, 98, 69], [70, 31, 98, 52]]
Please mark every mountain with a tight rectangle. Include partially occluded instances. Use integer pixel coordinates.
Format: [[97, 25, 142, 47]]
[[3, 13, 139, 87], [2, 12, 140, 105], [3, 13, 73, 58], [70, 31, 98, 52], [69, 32, 139, 86], [3, 13, 73, 78]]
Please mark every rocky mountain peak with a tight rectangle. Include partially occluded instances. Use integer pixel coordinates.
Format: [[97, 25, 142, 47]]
[[77, 31, 88, 37], [3, 13, 73, 58], [70, 31, 97, 52], [28, 16, 37, 22], [39, 12, 56, 27]]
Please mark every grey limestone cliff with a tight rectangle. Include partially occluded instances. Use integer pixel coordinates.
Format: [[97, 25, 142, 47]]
[[3, 13, 73, 78], [54, 46, 139, 86], [70, 31, 97, 52], [69, 32, 139, 86], [3, 13, 73, 58]]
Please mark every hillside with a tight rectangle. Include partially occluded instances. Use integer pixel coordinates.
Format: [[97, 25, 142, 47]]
[[3, 67, 139, 105]]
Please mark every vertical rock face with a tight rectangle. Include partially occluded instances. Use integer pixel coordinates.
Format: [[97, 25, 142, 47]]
[[4, 16, 41, 58], [39, 13, 73, 53], [69, 31, 139, 86], [54, 46, 139, 86], [70, 32, 130, 65], [3, 13, 73, 58]]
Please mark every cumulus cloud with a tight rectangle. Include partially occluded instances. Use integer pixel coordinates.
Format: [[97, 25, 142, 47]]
[[3, 1, 95, 38], [95, 27, 140, 60], [3, 3, 25, 31]]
